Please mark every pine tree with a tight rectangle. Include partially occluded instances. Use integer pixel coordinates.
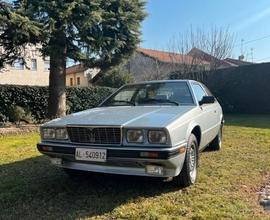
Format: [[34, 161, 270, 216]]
[[0, 0, 146, 118]]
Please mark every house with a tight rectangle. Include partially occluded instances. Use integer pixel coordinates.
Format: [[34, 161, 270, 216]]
[[223, 58, 253, 67], [65, 47, 254, 84], [65, 64, 100, 87], [187, 47, 253, 69], [0, 43, 99, 87], [64, 48, 211, 84], [1, 44, 253, 87], [0, 45, 50, 86], [127, 48, 211, 82]]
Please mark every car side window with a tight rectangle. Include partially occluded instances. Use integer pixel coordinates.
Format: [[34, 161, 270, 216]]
[[191, 84, 207, 102], [201, 84, 213, 96], [113, 89, 135, 102], [134, 89, 146, 102]]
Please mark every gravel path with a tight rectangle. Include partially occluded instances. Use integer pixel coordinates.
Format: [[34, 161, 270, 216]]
[[0, 124, 40, 136]]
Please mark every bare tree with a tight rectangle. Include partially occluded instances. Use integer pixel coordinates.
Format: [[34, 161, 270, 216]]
[[167, 35, 206, 75], [168, 25, 235, 73], [128, 26, 234, 81]]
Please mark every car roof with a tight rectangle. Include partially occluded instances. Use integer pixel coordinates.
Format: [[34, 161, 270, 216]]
[[126, 79, 201, 86]]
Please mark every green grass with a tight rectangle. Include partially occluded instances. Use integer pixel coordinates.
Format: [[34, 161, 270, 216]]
[[0, 115, 270, 219]]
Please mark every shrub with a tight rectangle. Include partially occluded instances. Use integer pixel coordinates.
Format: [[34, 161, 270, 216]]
[[0, 85, 115, 122], [0, 112, 7, 123], [8, 105, 25, 125], [23, 110, 35, 124]]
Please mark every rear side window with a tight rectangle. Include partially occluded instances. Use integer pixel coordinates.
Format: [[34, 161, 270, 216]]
[[191, 84, 206, 102], [201, 84, 213, 96]]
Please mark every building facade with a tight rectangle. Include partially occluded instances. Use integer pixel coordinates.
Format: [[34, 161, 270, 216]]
[[127, 48, 211, 82], [0, 45, 50, 86], [65, 64, 100, 87]]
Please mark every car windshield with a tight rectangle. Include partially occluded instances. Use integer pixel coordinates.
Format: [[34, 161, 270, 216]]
[[101, 82, 194, 107]]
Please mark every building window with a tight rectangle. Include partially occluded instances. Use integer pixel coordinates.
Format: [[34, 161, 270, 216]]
[[44, 60, 50, 71], [31, 49, 38, 57], [31, 59, 37, 71], [12, 58, 24, 70], [70, 78, 73, 86], [77, 77, 80, 86]]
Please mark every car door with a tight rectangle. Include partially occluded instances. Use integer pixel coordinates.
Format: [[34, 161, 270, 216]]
[[191, 83, 220, 149]]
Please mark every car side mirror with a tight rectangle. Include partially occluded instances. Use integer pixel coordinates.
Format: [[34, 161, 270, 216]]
[[199, 96, 215, 105]]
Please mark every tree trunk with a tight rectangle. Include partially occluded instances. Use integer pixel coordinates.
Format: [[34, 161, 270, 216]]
[[48, 30, 67, 119]]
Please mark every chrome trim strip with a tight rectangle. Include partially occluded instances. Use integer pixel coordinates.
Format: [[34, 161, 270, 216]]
[[66, 124, 122, 128], [108, 155, 181, 162], [39, 142, 187, 152]]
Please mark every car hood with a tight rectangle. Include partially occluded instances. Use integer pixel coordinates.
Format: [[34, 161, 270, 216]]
[[43, 105, 195, 128]]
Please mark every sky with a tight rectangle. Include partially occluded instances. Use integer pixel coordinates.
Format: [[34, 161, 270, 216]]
[[141, 0, 270, 62]]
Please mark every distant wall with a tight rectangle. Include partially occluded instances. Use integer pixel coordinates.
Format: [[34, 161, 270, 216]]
[[0, 70, 49, 86], [170, 62, 270, 114]]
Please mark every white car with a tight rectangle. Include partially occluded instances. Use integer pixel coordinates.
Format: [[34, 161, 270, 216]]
[[37, 80, 223, 186]]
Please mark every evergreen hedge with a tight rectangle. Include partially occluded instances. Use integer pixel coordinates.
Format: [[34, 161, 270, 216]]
[[0, 85, 115, 121]]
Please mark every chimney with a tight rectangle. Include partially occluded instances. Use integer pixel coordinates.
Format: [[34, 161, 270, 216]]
[[238, 55, 244, 61]]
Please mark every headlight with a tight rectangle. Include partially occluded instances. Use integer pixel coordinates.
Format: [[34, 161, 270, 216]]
[[41, 128, 55, 140], [55, 128, 68, 140], [41, 127, 68, 140], [126, 129, 144, 143], [148, 130, 167, 144]]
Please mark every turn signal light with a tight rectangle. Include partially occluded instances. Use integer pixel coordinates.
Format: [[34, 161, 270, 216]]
[[41, 146, 53, 151], [179, 147, 186, 154], [140, 152, 159, 158]]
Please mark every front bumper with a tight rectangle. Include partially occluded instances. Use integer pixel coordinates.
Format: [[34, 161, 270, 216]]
[[37, 142, 187, 177]]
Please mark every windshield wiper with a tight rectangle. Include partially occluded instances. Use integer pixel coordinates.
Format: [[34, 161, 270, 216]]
[[141, 98, 179, 106], [108, 100, 136, 106]]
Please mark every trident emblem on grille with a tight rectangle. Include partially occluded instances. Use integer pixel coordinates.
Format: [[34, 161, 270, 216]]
[[87, 128, 95, 142]]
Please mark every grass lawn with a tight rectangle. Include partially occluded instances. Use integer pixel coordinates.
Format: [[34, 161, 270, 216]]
[[0, 114, 270, 219]]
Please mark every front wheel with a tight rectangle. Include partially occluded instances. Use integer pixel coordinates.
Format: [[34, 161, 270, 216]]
[[174, 134, 198, 187]]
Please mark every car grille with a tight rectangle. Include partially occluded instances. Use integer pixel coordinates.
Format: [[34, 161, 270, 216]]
[[67, 127, 121, 145]]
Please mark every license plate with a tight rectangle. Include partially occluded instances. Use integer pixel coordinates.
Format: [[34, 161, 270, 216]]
[[75, 148, 107, 162]]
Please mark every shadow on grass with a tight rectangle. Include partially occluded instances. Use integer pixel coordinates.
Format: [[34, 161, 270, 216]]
[[0, 155, 181, 219], [224, 114, 270, 129]]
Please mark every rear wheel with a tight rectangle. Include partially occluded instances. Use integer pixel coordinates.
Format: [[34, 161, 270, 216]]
[[174, 134, 198, 187], [208, 125, 223, 151]]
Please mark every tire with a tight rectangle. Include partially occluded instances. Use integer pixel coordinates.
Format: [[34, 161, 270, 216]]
[[208, 125, 223, 151], [174, 134, 198, 187]]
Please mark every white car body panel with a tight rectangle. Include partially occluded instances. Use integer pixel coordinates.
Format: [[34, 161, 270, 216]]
[[44, 105, 196, 129]]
